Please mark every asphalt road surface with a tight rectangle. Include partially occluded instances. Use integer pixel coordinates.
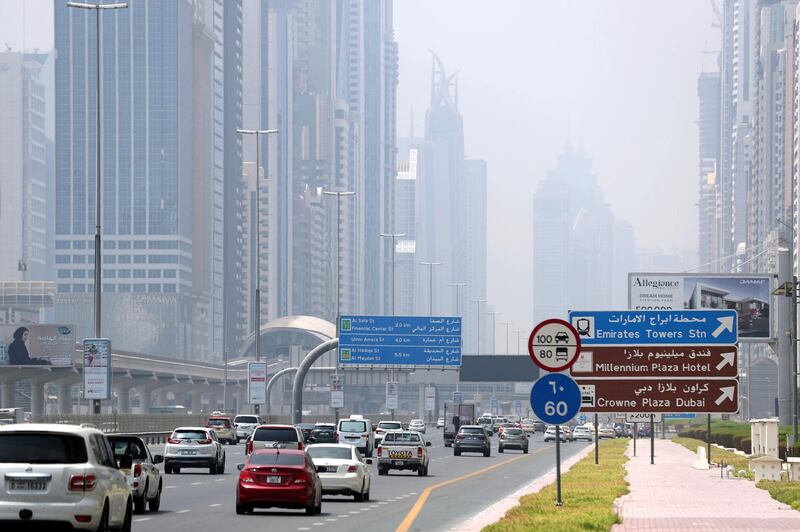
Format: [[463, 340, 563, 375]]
[[141, 430, 592, 532]]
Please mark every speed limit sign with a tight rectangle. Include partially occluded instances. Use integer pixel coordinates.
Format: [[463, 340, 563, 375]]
[[528, 319, 581, 372]]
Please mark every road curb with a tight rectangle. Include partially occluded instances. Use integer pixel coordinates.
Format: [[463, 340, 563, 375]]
[[449, 442, 597, 531]]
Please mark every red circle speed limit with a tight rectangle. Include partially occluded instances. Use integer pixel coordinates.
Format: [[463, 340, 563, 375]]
[[528, 319, 582, 372]]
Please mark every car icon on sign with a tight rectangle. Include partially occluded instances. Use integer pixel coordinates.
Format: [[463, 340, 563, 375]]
[[554, 332, 569, 344]]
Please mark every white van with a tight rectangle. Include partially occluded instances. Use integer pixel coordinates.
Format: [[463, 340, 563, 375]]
[[336, 415, 375, 457]]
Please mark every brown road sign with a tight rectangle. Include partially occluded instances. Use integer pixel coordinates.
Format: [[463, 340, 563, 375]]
[[576, 378, 739, 413], [569, 345, 737, 378]]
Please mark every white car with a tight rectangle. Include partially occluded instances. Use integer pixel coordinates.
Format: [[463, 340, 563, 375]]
[[307, 444, 372, 501], [337, 415, 375, 457], [572, 426, 593, 442], [436, 417, 445, 429], [164, 427, 226, 474], [0, 423, 132, 530], [233, 414, 262, 442], [375, 421, 403, 445], [408, 419, 426, 434], [108, 435, 163, 513]]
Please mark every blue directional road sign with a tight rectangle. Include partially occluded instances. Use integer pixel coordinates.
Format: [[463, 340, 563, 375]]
[[339, 315, 462, 366], [568, 310, 737, 346], [530, 373, 582, 425], [664, 414, 697, 419]]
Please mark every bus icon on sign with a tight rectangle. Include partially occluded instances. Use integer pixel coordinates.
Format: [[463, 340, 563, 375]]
[[556, 347, 568, 362]]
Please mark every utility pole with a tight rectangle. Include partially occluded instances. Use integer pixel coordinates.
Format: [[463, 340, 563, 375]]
[[471, 299, 486, 354], [499, 322, 513, 355], [67, 1, 128, 416], [323, 190, 356, 423], [420, 261, 442, 316], [512, 330, 525, 355], [486, 311, 501, 355], [379, 233, 405, 315], [238, 128, 278, 417], [448, 282, 467, 316]]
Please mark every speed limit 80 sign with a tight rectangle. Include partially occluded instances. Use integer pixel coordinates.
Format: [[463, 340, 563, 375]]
[[528, 319, 581, 372]]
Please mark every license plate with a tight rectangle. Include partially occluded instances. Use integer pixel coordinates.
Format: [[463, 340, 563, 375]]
[[394, 461, 405, 466], [266, 476, 281, 484], [182, 450, 197, 455], [8, 479, 47, 491]]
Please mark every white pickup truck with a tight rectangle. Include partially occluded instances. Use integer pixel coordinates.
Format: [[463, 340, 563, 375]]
[[376, 430, 431, 476]]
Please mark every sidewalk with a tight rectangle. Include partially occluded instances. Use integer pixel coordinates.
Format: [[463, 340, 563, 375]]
[[612, 439, 800, 531]]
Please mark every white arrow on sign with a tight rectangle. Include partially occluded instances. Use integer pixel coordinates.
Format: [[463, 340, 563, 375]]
[[711, 316, 734, 338], [714, 386, 735, 406], [715, 351, 736, 371]]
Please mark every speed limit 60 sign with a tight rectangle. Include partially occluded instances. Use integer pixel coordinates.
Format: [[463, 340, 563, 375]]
[[530, 373, 582, 425], [528, 319, 581, 372]]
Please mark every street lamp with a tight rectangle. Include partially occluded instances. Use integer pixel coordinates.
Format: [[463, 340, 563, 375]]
[[420, 261, 442, 316], [470, 299, 486, 354], [499, 322, 513, 355], [67, 1, 128, 416], [238, 128, 278, 416], [323, 190, 356, 423], [448, 282, 467, 316], [512, 330, 525, 355], [379, 233, 405, 315], [486, 311, 501, 355]]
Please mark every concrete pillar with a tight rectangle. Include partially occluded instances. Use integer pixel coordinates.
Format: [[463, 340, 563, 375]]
[[117, 387, 130, 414], [1, 382, 15, 409], [57, 384, 73, 415], [206, 392, 220, 413], [30, 381, 45, 422], [135, 386, 152, 414], [777, 248, 792, 425], [190, 390, 204, 414]]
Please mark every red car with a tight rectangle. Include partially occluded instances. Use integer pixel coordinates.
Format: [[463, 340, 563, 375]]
[[236, 449, 322, 515]]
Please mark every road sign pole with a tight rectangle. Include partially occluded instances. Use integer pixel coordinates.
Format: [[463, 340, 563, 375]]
[[633, 423, 637, 457], [555, 425, 563, 507], [650, 415, 655, 465], [594, 413, 599, 465], [707, 414, 712, 466]]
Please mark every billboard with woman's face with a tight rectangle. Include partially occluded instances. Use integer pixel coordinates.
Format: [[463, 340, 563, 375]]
[[0, 325, 76, 366]]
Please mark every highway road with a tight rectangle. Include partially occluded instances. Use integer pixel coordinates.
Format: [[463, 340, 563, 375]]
[[142, 430, 592, 532]]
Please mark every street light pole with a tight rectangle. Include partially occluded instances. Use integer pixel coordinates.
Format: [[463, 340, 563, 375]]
[[379, 233, 405, 315], [471, 299, 486, 354], [238, 128, 278, 417], [420, 261, 442, 316], [67, 1, 128, 416], [448, 282, 467, 316], [486, 311, 501, 355], [323, 190, 355, 423], [499, 322, 512, 355], [512, 330, 525, 355]]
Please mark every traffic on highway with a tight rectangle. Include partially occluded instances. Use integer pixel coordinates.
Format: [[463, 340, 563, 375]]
[[0, 411, 612, 531]]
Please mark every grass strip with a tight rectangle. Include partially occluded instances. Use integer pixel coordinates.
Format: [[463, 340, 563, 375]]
[[672, 436, 751, 474], [757, 480, 800, 511], [483, 439, 630, 532]]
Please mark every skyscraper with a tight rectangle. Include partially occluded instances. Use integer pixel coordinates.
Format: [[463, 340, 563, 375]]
[[697, 71, 721, 270], [53, 0, 239, 361]]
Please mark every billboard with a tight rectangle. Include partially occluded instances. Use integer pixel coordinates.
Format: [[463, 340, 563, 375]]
[[339, 315, 462, 366], [248, 362, 267, 405], [0, 324, 75, 366], [83, 339, 111, 400], [386, 381, 399, 410], [330, 374, 344, 409], [628, 273, 772, 341]]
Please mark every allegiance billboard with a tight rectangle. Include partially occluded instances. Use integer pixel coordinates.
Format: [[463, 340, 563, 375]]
[[628, 273, 772, 341], [0, 324, 76, 366]]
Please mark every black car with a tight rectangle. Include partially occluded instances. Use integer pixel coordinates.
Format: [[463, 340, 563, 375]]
[[454, 425, 491, 457], [296, 423, 316, 442], [308, 423, 337, 444]]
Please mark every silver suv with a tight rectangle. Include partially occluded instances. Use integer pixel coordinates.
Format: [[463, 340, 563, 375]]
[[233, 414, 262, 442], [245, 425, 304, 455], [0, 423, 132, 530], [164, 427, 226, 474]]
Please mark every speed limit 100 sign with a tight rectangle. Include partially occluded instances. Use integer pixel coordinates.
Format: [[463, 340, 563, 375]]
[[528, 319, 581, 372]]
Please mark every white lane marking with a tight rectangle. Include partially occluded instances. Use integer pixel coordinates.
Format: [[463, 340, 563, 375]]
[[297, 528, 311, 531], [349, 510, 361, 514], [177, 509, 191, 514], [369, 504, 379, 508], [165, 486, 176, 489], [312, 523, 324, 526], [134, 517, 151, 522], [378, 501, 389, 505], [215, 478, 225, 482], [209, 503, 221, 508], [191, 482, 202, 486], [325, 518, 338, 522], [410, 492, 418, 495], [360, 507, 370, 511]]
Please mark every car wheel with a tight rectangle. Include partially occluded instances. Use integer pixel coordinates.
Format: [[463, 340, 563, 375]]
[[120, 499, 132, 532], [236, 502, 249, 515], [148, 481, 162, 512], [218, 458, 226, 474], [210, 462, 217, 475], [417, 465, 425, 477], [355, 480, 365, 502], [134, 483, 147, 514], [523, 447, 529, 454], [305, 497, 316, 515], [498, 445, 504, 453], [315, 490, 322, 514], [164, 464, 172, 475], [454, 449, 461, 456], [173, 467, 180, 474], [365, 445, 373, 458], [484, 449, 491, 457], [363, 483, 370, 501], [94, 502, 110, 532]]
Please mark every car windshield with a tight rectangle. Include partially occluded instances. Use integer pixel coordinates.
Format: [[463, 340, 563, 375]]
[[0, 433, 88, 464], [314, 424, 335, 430], [234, 416, 259, 424], [109, 438, 147, 459], [208, 419, 230, 427], [378, 422, 402, 430], [505, 428, 523, 435], [339, 421, 367, 432], [307, 447, 352, 460], [173, 430, 208, 440], [248, 453, 305, 466], [253, 428, 298, 442], [460, 427, 484, 435], [383, 432, 421, 443]]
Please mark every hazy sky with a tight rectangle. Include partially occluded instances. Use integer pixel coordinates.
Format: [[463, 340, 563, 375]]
[[1, 0, 718, 351], [395, 0, 718, 346]]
